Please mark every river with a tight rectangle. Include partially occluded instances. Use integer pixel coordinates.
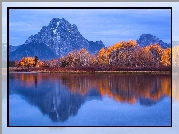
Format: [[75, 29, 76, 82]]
[[7, 73, 171, 126]]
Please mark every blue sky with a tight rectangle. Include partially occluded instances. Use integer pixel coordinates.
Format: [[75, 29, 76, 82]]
[[9, 9, 171, 47]]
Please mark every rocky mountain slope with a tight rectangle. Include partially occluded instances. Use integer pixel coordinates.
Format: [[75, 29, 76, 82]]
[[10, 18, 105, 61]]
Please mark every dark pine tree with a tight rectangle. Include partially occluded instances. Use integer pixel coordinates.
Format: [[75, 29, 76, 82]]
[[34, 56, 38, 67]]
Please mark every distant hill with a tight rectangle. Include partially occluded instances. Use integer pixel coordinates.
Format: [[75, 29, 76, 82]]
[[137, 34, 171, 49], [88, 41, 105, 55], [10, 42, 58, 61]]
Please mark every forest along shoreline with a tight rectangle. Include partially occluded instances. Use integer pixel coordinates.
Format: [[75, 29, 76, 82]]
[[9, 40, 172, 75], [9, 67, 171, 74]]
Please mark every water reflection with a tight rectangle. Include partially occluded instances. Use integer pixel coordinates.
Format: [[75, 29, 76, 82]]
[[9, 73, 171, 123], [172, 75, 179, 101]]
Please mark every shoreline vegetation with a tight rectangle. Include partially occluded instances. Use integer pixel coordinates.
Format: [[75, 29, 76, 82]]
[[9, 67, 171, 74], [9, 40, 172, 75]]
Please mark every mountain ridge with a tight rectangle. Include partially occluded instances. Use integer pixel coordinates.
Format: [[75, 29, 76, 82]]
[[136, 34, 171, 49], [9, 18, 171, 61], [9, 18, 105, 61]]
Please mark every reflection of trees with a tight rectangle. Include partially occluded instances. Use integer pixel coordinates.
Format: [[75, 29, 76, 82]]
[[13, 73, 42, 88], [9, 73, 171, 123], [59, 74, 171, 104], [12, 73, 171, 103], [172, 75, 179, 101]]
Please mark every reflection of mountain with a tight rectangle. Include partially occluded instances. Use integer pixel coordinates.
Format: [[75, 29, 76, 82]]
[[13, 88, 85, 122], [9, 73, 102, 122], [139, 97, 159, 106], [9, 73, 171, 122]]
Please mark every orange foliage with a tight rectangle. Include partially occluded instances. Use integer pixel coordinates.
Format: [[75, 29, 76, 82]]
[[161, 48, 171, 66], [58, 74, 171, 103], [20, 57, 35, 68], [19, 56, 44, 68], [133, 47, 154, 67], [97, 40, 137, 66], [17, 40, 171, 70], [15, 73, 171, 104], [97, 48, 108, 65], [36, 60, 44, 68]]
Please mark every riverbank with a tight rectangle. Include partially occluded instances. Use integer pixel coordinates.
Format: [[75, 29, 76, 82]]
[[8, 67, 171, 75]]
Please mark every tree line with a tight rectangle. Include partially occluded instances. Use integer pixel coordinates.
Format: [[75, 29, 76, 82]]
[[9, 40, 171, 71]]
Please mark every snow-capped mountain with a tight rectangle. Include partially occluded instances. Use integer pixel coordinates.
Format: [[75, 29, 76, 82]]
[[10, 18, 105, 61], [24, 18, 90, 57], [9, 19, 170, 61], [137, 34, 171, 49]]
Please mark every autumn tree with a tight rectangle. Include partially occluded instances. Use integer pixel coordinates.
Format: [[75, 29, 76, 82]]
[[76, 48, 94, 67], [36, 60, 44, 68], [50, 58, 58, 67], [59, 48, 95, 68], [96, 40, 169, 70], [161, 48, 171, 67], [20, 57, 35, 68], [97, 48, 109, 66], [104, 40, 138, 68], [133, 47, 154, 68], [59, 56, 69, 68], [145, 44, 163, 68]]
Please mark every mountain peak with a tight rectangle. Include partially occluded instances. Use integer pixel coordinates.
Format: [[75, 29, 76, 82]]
[[10, 18, 105, 60], [49, 18, 60, 28], [49, 18, 70, 29]]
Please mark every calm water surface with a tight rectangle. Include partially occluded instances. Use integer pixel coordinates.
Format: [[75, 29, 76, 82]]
[[9, 73, 171, 126]]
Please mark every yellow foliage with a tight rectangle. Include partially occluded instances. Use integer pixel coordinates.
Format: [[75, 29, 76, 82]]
[[97, 48, 109, 65], [128, 40, 137, 47], [20, 57, 35, 68], [161, 48, 171, 66], [98, 48, 106, 57], [36, 61, 43, 68], [97, 40, 138, 66], [146, 43, 163, 54], [113, 43, 121, 50]]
